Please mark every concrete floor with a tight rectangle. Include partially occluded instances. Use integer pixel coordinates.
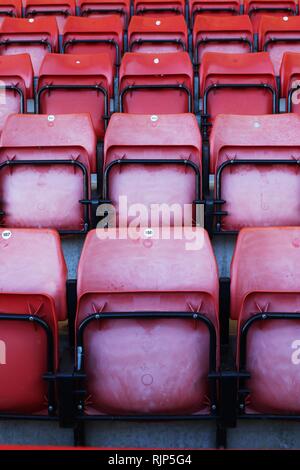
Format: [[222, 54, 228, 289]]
[[1, 417, 300, 448]]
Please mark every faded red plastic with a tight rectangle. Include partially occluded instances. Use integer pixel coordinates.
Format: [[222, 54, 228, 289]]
[[258, 15, 300, 75], [0, 0, 22, 17], [76, 227, 219, 415], [210, 113, 300, 230], [0, 113, 96, 230], [231, 227, 300, 413], [38, 53, 114, 139], [189, 0, 241, 22], [134, 0, 185, 16], [62, 15, 123, 70], [0, 228, 67, 413], [128, 15, 188, 53], [0, 17, 59, 75], [104, 113, 202, 226], [120, 52, 193, 114], [193, 15, 253, 64], [24, 0, 76, 34], [200, 52, 276, 125], [77, 0, 130, 28], [244, 0, 298, 32], [280, 51, 300, 111], [0, 53, 33, 131]]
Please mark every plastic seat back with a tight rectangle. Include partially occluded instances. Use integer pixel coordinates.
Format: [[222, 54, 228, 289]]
[[103, 113, 202, 227], [0, 53, 33, 131], [244, 0, 298, 32], [193, 15, 253, 65], [128, 15, 188, 53], [210, 113, 300, 233], [24, 0, 76, 33], [190, 0, 241, 28], [119, 52, 193, 113], [200, 52, 277, 131], [0, 113, 96, 233], [37, 53, 114, 139], [76, 227, 219, 415], [0, 0, 22, 18], [0, 17, 59, 75], [259, 15, 300, 75], [281, 51, 300, 112], [134, 0, 185, 17], [62, 15, 123, 72], [231, 227, 300, 414], [0, 228, 67, 413], [78, 0, 130, 29]]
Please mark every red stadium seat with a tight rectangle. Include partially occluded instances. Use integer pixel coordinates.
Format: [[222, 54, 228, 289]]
[[0, 0, 21, 18], [102, 113, 202, 227], [0, 54, 33, 131], [0, 228, 67, 414], [36, 53, 114, 140], [24, 0, 76, 33], [258, 15, 300, 75], [280, 51, 300, 111], [244, 0, 298, 32], [75, 227, 219, 415], [189, 0, 241, 28], [78, 0, 130, 29], [134, 0, 185, 16], [119, 52, 193, 113], [210, 113, 300, 233], [0, 17, 59, 76], [193, 15, 253, 66], [231, 227, 300, 414], [62, 16, 123, 72], [200, 52, 277, 134], [0, 113, 96, 232], [128, 15, 188, 53]]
